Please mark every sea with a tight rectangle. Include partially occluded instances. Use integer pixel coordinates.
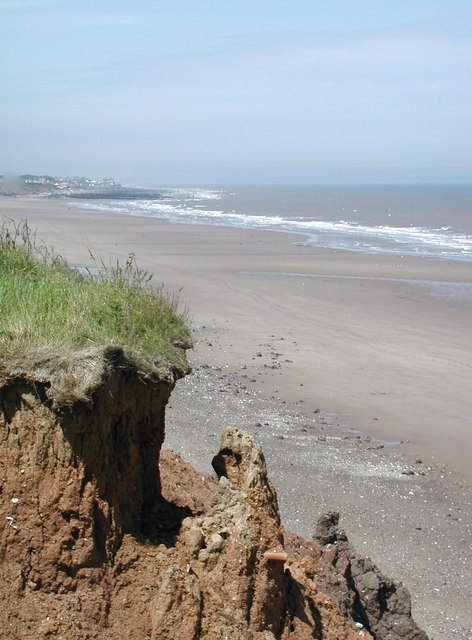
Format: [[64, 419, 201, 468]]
[[72, 184, 472, 263]]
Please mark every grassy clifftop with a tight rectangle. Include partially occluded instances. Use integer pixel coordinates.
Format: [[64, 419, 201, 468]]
[[0, 220, 191, 375]]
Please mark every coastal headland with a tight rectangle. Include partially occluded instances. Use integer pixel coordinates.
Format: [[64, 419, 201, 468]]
[[1, 195, 471, 639]]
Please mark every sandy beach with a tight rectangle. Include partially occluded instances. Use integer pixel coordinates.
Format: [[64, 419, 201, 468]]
[[1, 195, 471, 639]]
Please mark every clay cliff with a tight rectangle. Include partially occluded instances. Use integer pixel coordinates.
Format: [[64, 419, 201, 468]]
[[0, 348, 429, 640]]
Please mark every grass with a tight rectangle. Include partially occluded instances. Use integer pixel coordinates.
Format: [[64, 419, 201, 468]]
[[0, 219, 191, 372]]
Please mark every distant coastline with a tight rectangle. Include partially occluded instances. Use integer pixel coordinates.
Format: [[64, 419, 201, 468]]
[[3, 176, 472, 261], [0, 173, 170, 201]]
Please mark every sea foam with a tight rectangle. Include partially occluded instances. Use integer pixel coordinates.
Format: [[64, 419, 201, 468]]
[[71, 187, 472, 262]]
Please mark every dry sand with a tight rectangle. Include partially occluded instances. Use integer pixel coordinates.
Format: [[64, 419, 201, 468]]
[[1, 195, 471, 639]]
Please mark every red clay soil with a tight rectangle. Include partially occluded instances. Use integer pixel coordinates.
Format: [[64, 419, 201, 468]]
[[0, 353, 428, 640]]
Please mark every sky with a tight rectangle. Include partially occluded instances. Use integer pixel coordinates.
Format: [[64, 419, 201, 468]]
[[1, 0, 472, 185]]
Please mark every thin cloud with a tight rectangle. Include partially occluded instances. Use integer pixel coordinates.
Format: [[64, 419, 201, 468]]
[[1, 4, 140, 27], [77, 22, 471, 98], [0, 0, 60, 8], [5, 18, 470, 101], [51, 12, 140, 27]]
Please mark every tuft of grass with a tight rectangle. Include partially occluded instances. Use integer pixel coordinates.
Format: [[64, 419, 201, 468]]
[[0, 219, 191, 371]]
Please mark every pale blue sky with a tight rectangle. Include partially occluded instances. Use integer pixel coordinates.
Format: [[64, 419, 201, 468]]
[[1, 1, 471, 185]]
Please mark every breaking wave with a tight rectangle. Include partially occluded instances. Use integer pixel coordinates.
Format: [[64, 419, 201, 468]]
[[71, 188, 472, 261]]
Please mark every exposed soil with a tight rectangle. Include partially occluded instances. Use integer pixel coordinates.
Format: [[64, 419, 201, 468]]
[[0, 348, 429, 639]]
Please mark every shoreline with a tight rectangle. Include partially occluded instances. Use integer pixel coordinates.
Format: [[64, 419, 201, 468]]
[[66, 184, 472, 264], [1, 195, 471, 638], [1, 196, 471, 477]]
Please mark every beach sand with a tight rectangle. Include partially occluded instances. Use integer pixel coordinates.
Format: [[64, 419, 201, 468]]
[[1, 195, 471, 639]]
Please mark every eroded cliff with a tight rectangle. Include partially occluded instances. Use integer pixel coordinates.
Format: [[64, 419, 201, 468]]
[[0, 350, 428, 640]]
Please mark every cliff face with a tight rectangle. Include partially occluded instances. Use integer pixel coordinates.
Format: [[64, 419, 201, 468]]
[[0, 352, 428, 640], [0, 346, 182, 636]]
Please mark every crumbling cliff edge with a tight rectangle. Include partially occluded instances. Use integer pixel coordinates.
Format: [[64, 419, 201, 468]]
[[0, 349, 429, 640]]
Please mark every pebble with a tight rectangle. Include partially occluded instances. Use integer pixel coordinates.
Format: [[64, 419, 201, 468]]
[[165, 340, 472, 640]]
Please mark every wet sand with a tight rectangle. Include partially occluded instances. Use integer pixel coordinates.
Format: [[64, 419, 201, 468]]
[[1, 195, 471, 639]]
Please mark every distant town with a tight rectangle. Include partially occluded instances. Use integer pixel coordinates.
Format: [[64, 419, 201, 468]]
[[0, 174, 166, 200], [24, 174, 122, 191], [0, 173, 122, 195]]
